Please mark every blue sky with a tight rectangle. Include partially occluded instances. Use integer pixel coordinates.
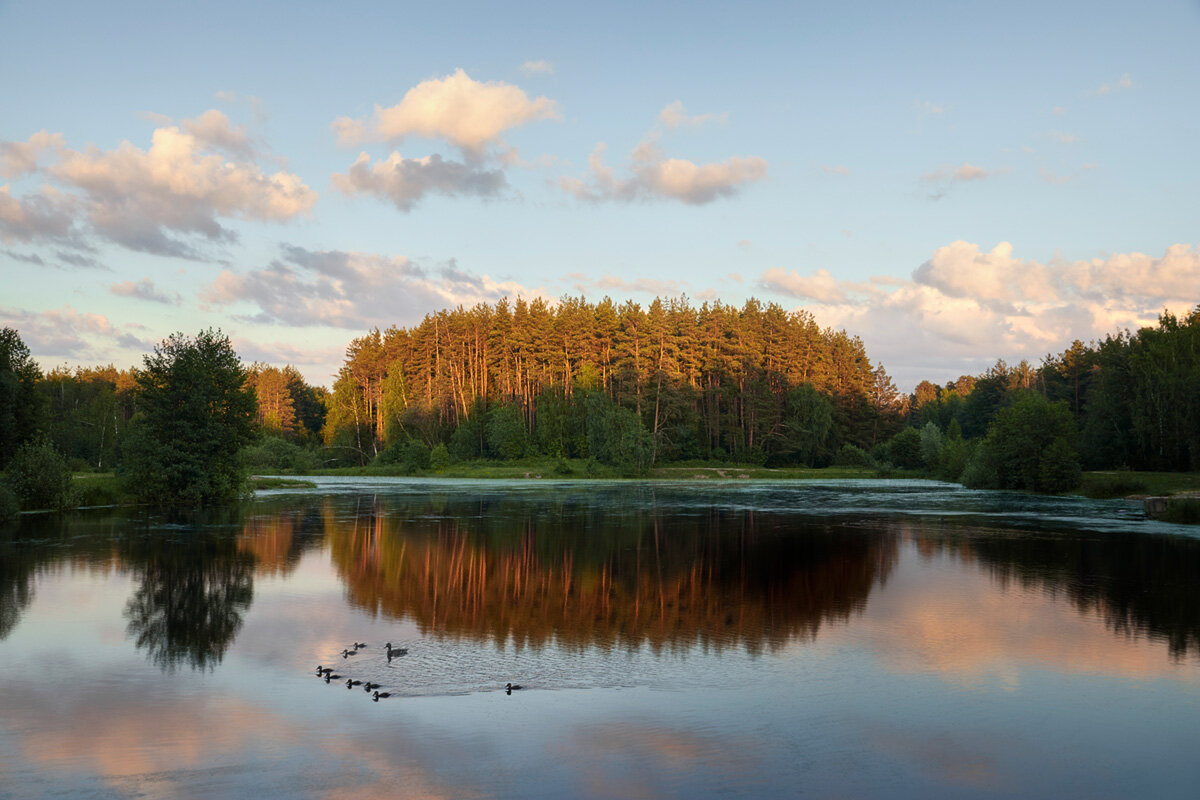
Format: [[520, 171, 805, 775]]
[[2, 0, 1198, 388]]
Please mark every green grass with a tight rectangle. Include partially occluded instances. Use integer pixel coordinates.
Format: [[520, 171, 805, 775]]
[[1161, 497, 1200, 524], [1080, 470, 1200, 499], [71, 472, 129, 506]]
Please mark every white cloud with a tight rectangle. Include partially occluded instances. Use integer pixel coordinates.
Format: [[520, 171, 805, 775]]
[[757, 242, 1200, 388], [201, 243, 543, 329], [1050, 131, 1080, 145], [519, 60, 554, 76], [332, 69, 560, 155], [822, 164, 851, 176], [657, 101, 728, 129], [110, 277, 180, 305], [1093, 73, 1133, 96], [0, 131, 64, 178], [331, 151, 508, 211], [1, 117, 316, 259], [561, 141, 767, 206]]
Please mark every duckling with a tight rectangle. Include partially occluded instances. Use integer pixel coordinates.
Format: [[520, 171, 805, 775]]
[[373, 691, 392, 701], [316, 665, 333, 676], [363, 681, 381, 691], [342, 648, 359, 658], [346, 678, 362, 688], [505, 682, 523, 694], [353, 641, 367, 649]]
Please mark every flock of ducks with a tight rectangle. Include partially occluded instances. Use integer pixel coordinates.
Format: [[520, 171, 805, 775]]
[[315, 641, 524, 700]]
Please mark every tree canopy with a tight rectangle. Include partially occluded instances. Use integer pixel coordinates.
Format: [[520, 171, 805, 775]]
[[122, 330, 258, 504]]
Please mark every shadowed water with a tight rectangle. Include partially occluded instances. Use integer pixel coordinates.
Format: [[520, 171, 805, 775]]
[[1, 478, 1198, 798]]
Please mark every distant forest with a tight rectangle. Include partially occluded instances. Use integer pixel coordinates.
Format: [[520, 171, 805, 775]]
[[2, 297, 1199, 482]]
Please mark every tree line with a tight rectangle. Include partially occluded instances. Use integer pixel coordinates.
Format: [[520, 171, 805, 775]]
[[1, 300, 1198, 510]]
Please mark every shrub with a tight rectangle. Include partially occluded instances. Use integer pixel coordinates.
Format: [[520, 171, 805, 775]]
[[935, 437, 973, 482], [886, 427, 924, 470], [1162, 498, 1200, 525], [919, 422, 944, 469], [832, 444, 874, 467], [554, 456, 574, 476], [1083, 473, 1149, 499], [240, 436, 319, 473], [429, 443, 450, 472], [7, 439, 76, 511], [0, 483, 18, 523]]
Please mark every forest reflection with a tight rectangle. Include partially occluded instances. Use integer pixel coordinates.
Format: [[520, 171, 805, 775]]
[[1, 490, 1199, 666], [323, 497, 897, 653]]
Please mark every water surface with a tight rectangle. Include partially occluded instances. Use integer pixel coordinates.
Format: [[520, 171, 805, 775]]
[[1, 478, 1198, 798]]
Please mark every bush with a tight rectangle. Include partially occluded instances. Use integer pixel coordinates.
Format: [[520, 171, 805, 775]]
[[832, 444, 874, 467], [885, 427, 924, 470], [240, 436, 320, 473], [959, 442, 1000, 489], [935, 437, 973, 482], [554, 456, 574, 475], [0, 483, 18, 523], [7, 439, 76, 511], [429, 443, 450, 472], [980, 392, 1082, 492], [919, 422, 944, 469], [1038, 437, 1083, 493]]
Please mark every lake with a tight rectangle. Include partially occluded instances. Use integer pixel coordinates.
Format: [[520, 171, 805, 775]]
[[1, 477, 1198, 798]]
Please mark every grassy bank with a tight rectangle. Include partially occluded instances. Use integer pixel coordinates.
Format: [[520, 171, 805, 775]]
[[1078, 471, 1200, 499]]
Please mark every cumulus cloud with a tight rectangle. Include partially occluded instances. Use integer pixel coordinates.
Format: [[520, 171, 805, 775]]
[[181, 109, 256, 159], [757, 242, 1200, 387], [564, 272, 690, 297], [201, 243, 543, 329], [331, 151, 508, 211], [561, 141, 767, 205], [0, 131, 64, 178], [657, 101, 728, 129], [110, 277, 179, 304], [0, 116, 316, 259], [0, 304, 152, 358], [519, 60, 554, 76], [332, 69, 560, 156]]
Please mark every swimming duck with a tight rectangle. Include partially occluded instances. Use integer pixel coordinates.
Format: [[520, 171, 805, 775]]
[[505, 683, 523, 694], [346, 678, 362, 688], [363, 681, 381, 691], [342, 648, 359, 658], [373, 691, 391, 701], [325, 673, 342, 682], [353, 642, 367, 649], [316, 665, 333, 676], [385, 642, 408, 658]]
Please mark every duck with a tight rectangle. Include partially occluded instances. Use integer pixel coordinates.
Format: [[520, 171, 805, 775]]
[[385, 642, 408, 658], [316, 665, 333, 676], [353, 642, 367, 649], [373, 691, 392, 701], [505, 682, 523, 694], [342, 648, 359, 658], [325, 673, 343, 682], [363, 681, 381, 691], [346, 678, 362, 688]]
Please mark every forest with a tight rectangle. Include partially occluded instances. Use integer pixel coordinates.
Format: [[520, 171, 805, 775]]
[[1, 297, 1199, 511]]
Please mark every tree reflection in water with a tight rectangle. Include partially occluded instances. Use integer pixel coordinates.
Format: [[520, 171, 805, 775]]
[[323, 495, 899, 653], [122, 508, 256, 672]]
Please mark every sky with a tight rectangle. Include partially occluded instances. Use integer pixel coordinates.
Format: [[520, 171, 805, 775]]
[[2, 0, 1198, 390]]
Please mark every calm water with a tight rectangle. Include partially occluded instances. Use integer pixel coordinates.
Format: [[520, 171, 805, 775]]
[[1, 478, 1198, 799]]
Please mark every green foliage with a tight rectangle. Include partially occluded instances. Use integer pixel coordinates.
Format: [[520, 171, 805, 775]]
[[934, 436, 973, 482], [959, 443, 1000, 489], [584, 391, 652, 474], [885, 427, 924, 470], [1162, 498, 1200, 525], [240, 436, 320, 473], [0, 327, 43, 469], [773, 384, 835, 467], [122, 330, 258, 505], [971, 392, 1082, 492], [375, 438, 432, 473], [919, 422, 944, 469], [0, 482, 20, 522], [832, 443, 874, 467], [486, 404, 528, 460], [429, 443, 450, 472], [6, 439, 76, 511]]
